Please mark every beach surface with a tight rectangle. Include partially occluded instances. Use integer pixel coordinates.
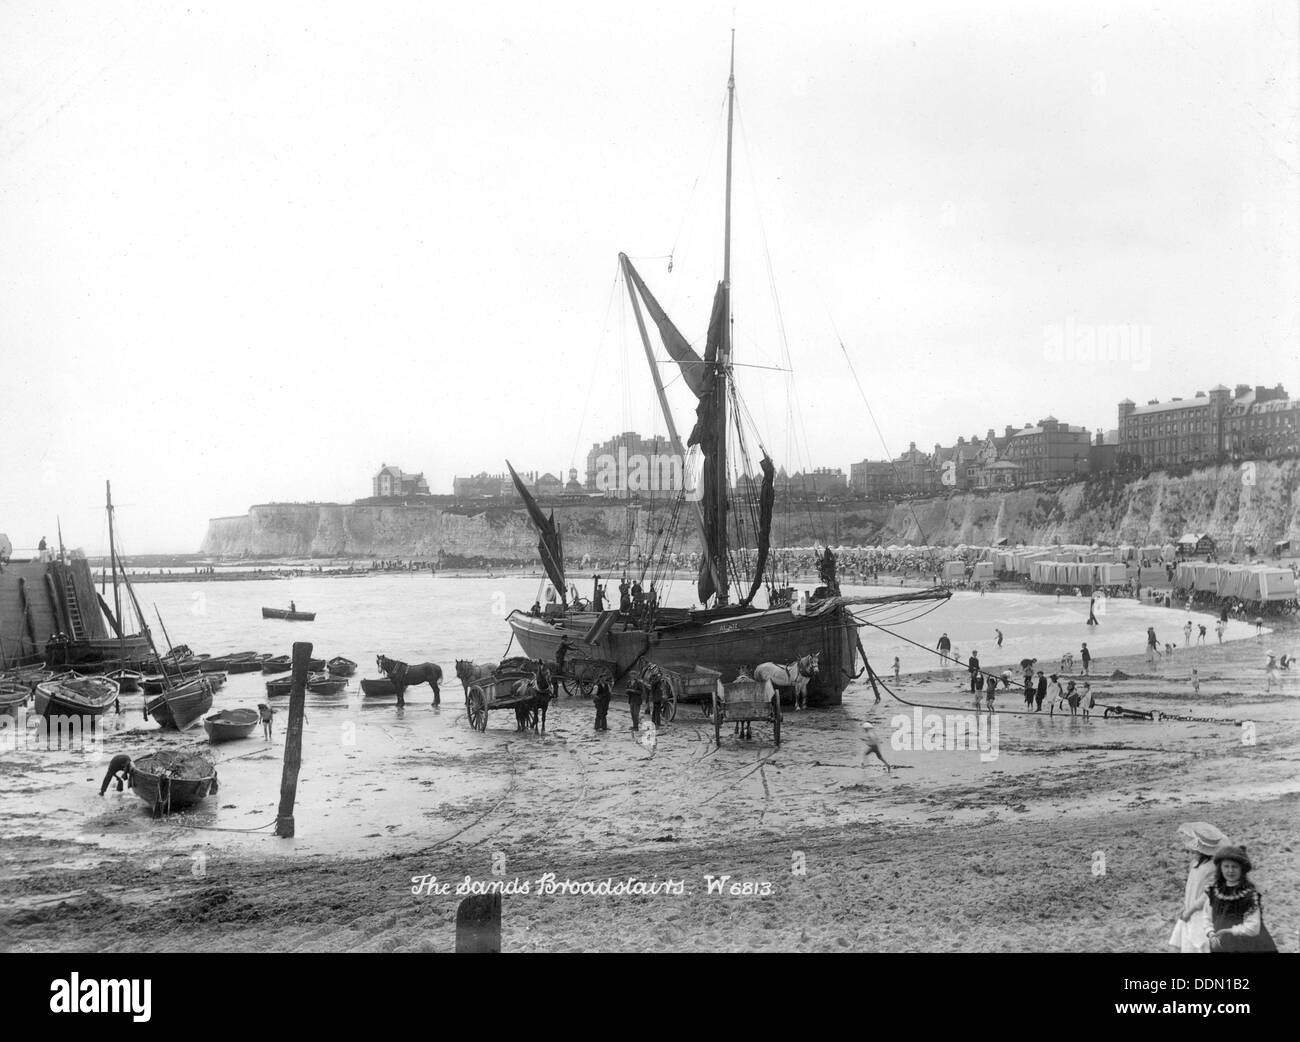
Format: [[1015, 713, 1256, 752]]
[[2, 601, 1296, 953]]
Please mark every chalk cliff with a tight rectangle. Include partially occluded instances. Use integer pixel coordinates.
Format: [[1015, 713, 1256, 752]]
[[201, 459, 1299, 558]]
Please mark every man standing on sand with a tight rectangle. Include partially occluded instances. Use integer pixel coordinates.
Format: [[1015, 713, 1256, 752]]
[[1080, 642, 1091, 676], [996, 629, 1004, 648], [968, 651, 980, 693], [892, 657, 901, 683], [1215, 620, 1225, 644], [1147, 627, 1159, 663], [1035, 670, 1048, 712], [936, 632, 952, 663], [592, 675, 612, 731]]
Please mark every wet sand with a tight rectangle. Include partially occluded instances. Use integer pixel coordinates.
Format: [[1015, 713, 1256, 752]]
[[2, 621, 1297, 953]]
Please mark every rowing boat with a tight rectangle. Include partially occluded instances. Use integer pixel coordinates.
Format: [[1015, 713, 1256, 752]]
[[326, 656, 357, 677], [203, 707, 260, 743], [360, 678, 395, 697], [0, 681, 31, 716], [129, 750, 218, 814], [261, 655, 291, 675], [262, 607, 316, 621], [34, 676, 119, 717]]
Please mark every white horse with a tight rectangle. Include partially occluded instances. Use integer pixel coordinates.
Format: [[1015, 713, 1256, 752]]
[[754, 653, 820, 711]]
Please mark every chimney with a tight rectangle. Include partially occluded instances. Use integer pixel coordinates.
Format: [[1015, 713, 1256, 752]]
[[1005, 426, 1015, 439], [1235, 384, 1250, 398]]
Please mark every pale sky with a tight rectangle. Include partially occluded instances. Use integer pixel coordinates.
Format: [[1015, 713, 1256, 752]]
[[2, 0, 1297, 553]]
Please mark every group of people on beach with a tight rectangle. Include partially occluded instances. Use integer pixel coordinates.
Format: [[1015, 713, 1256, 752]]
[[1169, 821, 1278, 953]]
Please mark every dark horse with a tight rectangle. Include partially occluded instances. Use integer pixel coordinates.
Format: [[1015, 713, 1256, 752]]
[[377, 655, 443, 707], [511, 660, 555, 733]]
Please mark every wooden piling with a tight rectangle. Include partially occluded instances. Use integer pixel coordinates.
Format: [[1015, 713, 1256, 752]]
[[455, 893, 502, 953], [275, 641, 311, 838]]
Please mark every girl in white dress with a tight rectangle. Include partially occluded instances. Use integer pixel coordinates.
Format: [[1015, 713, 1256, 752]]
[[1168, 821, 1227, 953]]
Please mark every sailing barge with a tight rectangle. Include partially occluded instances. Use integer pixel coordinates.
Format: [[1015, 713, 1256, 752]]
[[506, 42, 946, 705]]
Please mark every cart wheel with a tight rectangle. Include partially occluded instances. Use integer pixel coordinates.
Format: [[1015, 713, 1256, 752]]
[[578, 676, 595, 699], [772, 696, 782, 746], [468, 688, 488, 732], [664, 685, 677, 722]]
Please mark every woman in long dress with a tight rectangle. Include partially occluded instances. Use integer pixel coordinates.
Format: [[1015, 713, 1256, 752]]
[[1168, 822, 1226, 953]]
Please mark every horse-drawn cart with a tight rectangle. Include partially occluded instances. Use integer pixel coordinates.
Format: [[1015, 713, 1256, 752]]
[[464, 664, 553, 732], [711, 676, 781, 746]]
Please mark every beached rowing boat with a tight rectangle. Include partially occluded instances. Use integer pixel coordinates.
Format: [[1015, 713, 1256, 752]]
[[145, 676, 214, 730], [203, 707, 260, 743], [129, 750, 218, 814], [34, 676, 119, 717]]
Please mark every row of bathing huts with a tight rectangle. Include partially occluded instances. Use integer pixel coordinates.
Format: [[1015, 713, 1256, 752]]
[[937, 544, 1298, 613]]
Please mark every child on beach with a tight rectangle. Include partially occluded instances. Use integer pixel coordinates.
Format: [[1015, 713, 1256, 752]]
[[258, 703, 275, 740], [860, 720, 892, 774], [1048, 674, 1064, 716], [892, 657, 900, 683], [1265, 654, 1279, 692], [1065, 680, 1080, 716], [985, 672, 997, 711], [1081, 682, 1093, 718]]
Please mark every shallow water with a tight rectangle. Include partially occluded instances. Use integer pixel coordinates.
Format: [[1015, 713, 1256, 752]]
[[0, 574, 1269, 865]]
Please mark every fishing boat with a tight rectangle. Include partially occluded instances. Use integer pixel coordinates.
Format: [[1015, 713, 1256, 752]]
[[359, 677, 395, 697], [0, 681, 31, 716], [145, 675, 214, 730], [203, 707, 260, 743], [34, 675, 119, 717], [129, 750, 218, 814], [262, 607, 316, 621], [326, 656, 357, 677], [140, 670, 204, 697], [504, 42, 947, 705]]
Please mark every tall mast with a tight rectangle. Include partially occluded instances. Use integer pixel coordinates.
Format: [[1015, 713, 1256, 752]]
[[715, 32, 736, 605], [106, 480, 122, 631]]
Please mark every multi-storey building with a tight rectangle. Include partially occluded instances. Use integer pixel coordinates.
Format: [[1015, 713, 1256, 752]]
[[1000, 417, 1092, 482], [584, 431, 681, 499], [372, 463, 430, 498], [1118, 384, 1295, 468]]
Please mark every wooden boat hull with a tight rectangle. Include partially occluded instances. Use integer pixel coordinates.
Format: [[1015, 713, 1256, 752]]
[[140, 671, 203, 697], [359, 678, 395, 697], [44, 634, 154, 669], [34, 676, 120, 717], [129, 751, 218, 813], [1, 682, 32, 716], [105, 669, 143, 693], [261, 657, 292, 674], [506, 603, 859, 706], [266, 672, 331, 696], [203, 708, 260, 743], [262, 608, 316, 621], [146, 678, 214, 730], [326, 657, 357, 677]]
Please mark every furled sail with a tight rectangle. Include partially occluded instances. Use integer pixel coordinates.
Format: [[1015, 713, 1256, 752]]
[[506, 460, 566, 605], [621, 255, 727, 605], [741, 455, 775, 606]]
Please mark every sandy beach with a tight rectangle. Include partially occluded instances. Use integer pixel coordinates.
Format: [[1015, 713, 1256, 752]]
[[2, 600, 1296, 954]]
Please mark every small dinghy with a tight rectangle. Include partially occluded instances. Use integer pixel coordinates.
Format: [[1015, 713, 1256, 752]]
[[326, 656, 357, 677], [129, 750, 218, 815], [203, 708, 260, 743]]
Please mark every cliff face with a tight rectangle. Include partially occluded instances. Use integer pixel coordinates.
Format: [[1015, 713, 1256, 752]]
[[201, 459, 1299, 557]]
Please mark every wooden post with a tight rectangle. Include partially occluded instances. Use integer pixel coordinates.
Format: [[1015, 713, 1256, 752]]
[[455, 893, 501, 953], [275, 641, 311, 838]]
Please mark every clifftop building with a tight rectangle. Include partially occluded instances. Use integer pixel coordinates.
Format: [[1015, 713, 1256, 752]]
[[1118, 383, 1296, 468], [372, 463, 430, 498]]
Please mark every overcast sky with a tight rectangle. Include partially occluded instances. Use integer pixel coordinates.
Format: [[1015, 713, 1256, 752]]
[[2, 0, 1297, 554]]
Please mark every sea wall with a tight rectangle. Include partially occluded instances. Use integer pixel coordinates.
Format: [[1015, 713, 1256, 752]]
[[201, 459, 1300, 558]]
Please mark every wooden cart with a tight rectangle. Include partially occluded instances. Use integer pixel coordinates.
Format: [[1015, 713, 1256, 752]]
[[711, 676, 781, 746], [558, 657, 619, 698], [464, 667, 548, 732]]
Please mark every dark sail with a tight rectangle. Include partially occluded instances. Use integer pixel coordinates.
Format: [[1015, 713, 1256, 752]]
[[741, 454, 775, 606], [621, 256, 729, 604], [506, 460, 566, 605]]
